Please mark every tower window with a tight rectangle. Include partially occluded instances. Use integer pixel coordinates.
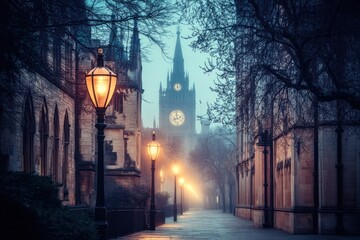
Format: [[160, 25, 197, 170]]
[[114, 92, 124, 113]]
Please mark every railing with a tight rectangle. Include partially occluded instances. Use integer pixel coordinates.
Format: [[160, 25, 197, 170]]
[[69, 206, 167, 239], [107, 208, 146, 239], [155, 209, 165, 226]]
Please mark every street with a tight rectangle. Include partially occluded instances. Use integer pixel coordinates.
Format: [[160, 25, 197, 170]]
[[113, 209, 357, 240]]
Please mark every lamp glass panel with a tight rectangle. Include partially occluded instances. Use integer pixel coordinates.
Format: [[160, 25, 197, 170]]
[[147, 141, 160, 160], [86, 67, 116, 108]]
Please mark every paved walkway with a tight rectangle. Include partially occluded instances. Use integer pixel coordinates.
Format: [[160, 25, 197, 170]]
[[113, 209, 357, 240]]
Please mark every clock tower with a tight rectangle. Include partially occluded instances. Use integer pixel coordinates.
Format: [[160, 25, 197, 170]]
[[159, 30, 196, 157]]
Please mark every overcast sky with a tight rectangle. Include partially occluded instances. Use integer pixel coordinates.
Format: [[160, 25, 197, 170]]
[[141, 25, 217, 133]]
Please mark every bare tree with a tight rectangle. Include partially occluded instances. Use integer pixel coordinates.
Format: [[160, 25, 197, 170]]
[[178, 0, 360, 128], [189, 126, 236, 212], [0, 0, 179, 124], [1, 0, 178, 76]]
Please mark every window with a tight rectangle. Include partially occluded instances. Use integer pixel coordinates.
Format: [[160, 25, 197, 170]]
[[53, 105, 59, 181], [39, 99, 49, 176], [23, 93, 35, 173], [62, 110, 70, 201], [114, 92, 124, 113]]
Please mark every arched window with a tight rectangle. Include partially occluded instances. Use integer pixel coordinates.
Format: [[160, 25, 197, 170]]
[[62, 110, 70, 200], [23, 93, 35, 173], [53, 105, 59, 181], [39, 98, 49, 176]]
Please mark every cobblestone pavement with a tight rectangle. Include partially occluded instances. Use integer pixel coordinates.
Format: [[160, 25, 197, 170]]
[[113, 209, 358, 240]]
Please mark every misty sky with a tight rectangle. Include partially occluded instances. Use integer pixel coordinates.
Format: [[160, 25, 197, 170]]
[[141, 25, 217, 133]]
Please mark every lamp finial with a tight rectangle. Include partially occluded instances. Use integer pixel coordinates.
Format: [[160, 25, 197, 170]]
[[97, 48, 104, 67]]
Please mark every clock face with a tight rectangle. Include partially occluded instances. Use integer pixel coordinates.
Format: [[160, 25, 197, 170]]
[[169, 110, 185, 126], [173, 83, 182, 91]]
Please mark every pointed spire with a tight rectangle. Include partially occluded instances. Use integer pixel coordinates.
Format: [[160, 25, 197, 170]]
[[106, 14, 125, 63], [159, 82, 162, 92], [153, 117, 156, 129], [129, 17, 140, 70], [172, 28, 185, 83]]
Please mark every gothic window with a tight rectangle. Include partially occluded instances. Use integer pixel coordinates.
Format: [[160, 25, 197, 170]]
[[23, 93, 35, 173], [53, 105, 59, 182], [113, 92, 124, 113], [39, 98, 49, 176], [62, 110, 70, 200]]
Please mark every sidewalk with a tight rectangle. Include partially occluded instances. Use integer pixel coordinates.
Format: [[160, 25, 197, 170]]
[[113, 209, 357, 240]]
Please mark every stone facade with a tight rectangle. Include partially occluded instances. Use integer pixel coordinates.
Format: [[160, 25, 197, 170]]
[[159, 30, 197, 160], [0, 1, 144, 208], [0, 43, 78, 205], [233, 1, 360, 235], [235, 98, 360, 235]]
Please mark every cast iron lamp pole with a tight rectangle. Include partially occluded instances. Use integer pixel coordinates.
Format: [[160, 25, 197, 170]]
[[85, 48, 117, 240], [147, 131, 160, 230], [257, 130, 272, 228], [179, 177, 185, 215], [172, 163, 179, 222]]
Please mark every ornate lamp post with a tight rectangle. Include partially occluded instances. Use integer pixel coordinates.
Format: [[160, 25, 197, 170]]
[[147, 131, 160, 230], [257, 130, 272, 228], [85, 48, 117, 240], [179, 177, 185, 215], [172, 163, 180, 222]]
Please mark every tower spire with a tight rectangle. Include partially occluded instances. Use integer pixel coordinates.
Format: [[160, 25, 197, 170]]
[[129, 17, 140, 71], [172, 28, 185, 83]]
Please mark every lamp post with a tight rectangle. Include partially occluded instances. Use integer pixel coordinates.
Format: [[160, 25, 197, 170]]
[[257, 130, 272, 228], [147, 131, 160, 230], [172, 163, 179, 222], [179, 177, 185, 215], [85, 48, 117, 240]]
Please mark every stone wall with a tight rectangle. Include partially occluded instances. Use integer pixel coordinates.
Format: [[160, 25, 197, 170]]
[[0, 69, 77, 205]]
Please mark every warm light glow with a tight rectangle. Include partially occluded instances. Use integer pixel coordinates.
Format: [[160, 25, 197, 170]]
[[86, 67, 117, 108], [160, 169, 164, 178], [147, 131, 160, 160], [186, 184, 200, 200], [172, 164, 180, 175], [179, 177, 185, 186], [95, 76, 107, 95]]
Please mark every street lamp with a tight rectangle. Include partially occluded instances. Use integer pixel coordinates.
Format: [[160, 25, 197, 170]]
[[85, 48, 117, 240], [172, 163, 180, 222], [179, 177, 185, 215], [257, 130, 272, 228], [147, 131, 160, 230]]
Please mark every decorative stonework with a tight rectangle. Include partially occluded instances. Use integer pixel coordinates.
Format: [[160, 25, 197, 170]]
[[105, 140, 117, 165], [105, 114, 116, 124], [239, 160, 251, 178], [276, 157, 291, 175]]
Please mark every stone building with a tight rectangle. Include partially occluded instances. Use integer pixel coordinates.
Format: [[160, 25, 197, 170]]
[[0, 1, 143, 207], [234, 1, 360, 235], [103, 18, 143, 188], [236, 92, 360, 235], [157, 30, 197, 202], [159, 30, 197, 160], [0, 0, 90, 205]]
